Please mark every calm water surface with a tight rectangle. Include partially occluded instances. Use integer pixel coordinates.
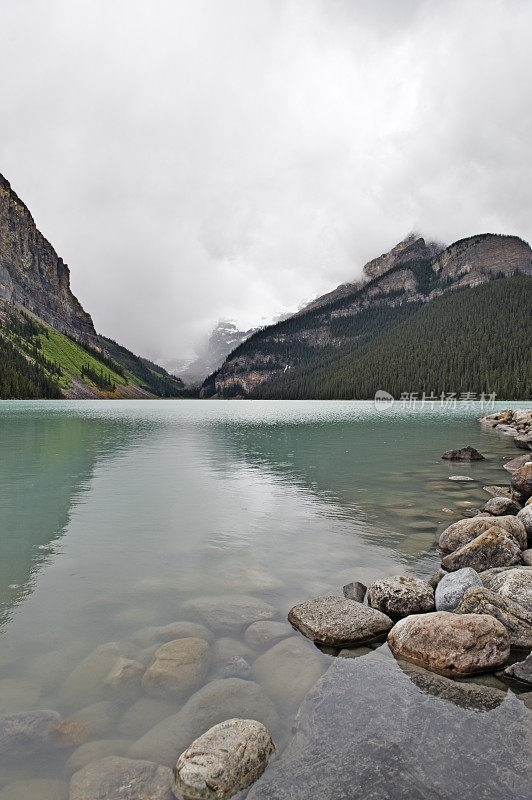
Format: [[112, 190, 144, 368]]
[[0, 399, 530, 794]]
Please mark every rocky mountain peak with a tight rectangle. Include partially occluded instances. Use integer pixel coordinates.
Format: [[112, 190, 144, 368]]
[[0, 174, 97, 346], [361, 233, 444, 281]]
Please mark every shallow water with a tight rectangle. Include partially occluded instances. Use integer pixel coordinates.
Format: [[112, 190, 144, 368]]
[[0, 399, 530, 795]]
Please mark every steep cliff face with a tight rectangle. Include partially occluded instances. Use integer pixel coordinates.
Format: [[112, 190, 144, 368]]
[[0, 174, 97, 345], [203, 232, 532, 398]]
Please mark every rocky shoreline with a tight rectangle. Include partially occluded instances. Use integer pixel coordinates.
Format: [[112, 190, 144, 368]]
[[0, 409, 531, 799]]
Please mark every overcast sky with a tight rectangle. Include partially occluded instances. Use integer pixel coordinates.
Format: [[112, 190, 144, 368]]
[[2, 0, 532, 362]]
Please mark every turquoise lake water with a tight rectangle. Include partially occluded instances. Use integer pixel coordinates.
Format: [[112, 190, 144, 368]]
[[0, 399, 530, 795]]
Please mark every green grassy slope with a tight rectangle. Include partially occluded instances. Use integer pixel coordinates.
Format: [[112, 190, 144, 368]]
[[99, 336, 193, 397], [253, 275, 532, 400]]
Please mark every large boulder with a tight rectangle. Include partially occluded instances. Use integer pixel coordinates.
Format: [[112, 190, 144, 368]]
[[439, 516, 527, 554], [69, 756, 173, 800], [455, 586, 532, 649], [441, 527, 522, 572], [128, 679, 279, 767], [514, 434, 532, 451], [0, 710, 61, 762], [287, 596, 392, 646], [511, 463, 532, 501], [434, 568, 482, 611], [141, 638, 211, 699], [104, 658, 144, 703], [387, 611, 509, 676], [367, 576, 434, 619], [251, 638, 325, 709], [180, 596, 276, 634], [59, 642, 135, 708], [481, 567, 532, 611], [245, 655, 531, 800], [441, 446, 484, 461], [517, 505, 532, 547], [503, 454, 530, 473], [483, 496, 521, 516], [173, 719, 275, 800]]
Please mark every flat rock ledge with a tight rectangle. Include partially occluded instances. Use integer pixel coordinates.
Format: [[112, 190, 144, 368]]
[[173, 718, 275, 800], [69, 756, 173, 800], [287, 596, 393, 647], [367, 576, 434, 619], [387, 611, 510, 676]]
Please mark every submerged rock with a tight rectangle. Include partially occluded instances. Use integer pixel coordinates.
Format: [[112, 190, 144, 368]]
[[132, 621, 214, 648], [367, 576, 434, 619], [504, 654, 532, 687], [439, 515, 527, 555], [448, 475, 474, 481], [173, 719, 275, 800], [180, 596, 276, 634], [441, 446, 484, 461], [441, 527, 522, 572], [387, 611, 509, 676], [0, 779, 68, 800], [128, 679, 279, 767], [342, 581, 367, 602], [59, 641, 134, 708], [222, 656, 251, 680], [0, 710, 61, 762], [69, 756, 173, 800], [287, 596, 392, 646], [245, 655, 531, 799], [251, 638, 325, 709], [65, 739, 133, 775], [244, 621, 292, 649], [142, 637, 211, 699], [104, 657, 144, 703], [481, 567, 532, 611], [434, 567, 482, 611], [455, 586, 532, 649], [503, 454, 530, 473]]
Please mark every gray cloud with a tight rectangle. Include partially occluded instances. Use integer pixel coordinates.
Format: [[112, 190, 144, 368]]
[[1, 0, 531, 362]]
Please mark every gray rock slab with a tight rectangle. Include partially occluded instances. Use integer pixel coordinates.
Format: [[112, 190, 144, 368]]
[[246, 655, 531, 800], [435, 568, 482, 611], [288, 596, 392, 646]]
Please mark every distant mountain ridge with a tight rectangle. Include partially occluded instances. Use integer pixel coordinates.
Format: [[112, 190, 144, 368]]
[[201, 232, 532, 399]]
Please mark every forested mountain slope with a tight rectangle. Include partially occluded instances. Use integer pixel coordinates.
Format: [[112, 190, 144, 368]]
[[201, 233, 532, 399]]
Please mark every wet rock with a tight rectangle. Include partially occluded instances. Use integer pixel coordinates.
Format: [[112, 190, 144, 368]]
[[59, 641, 134, 708], [441, 445, 484, 461], [142, 638, 211, 699], [517, 505, 532, 546], [504, 654, 532, 687], [70, 701, 118, 739], [181, 596, 276, 634], [244, 621, 292, 649], [65, 738, 133, 775], [288, 596, 392, 646], [104, 658, 144, 703], [396, 659, 507, 711], [0, 710, 61, 762], [367, 576, 434, 619], [448, 475, 474, 481], [173, 719, 275, 800], [49, 719, 88, 747], [515, 433, 532, 450], [483, 496, 521, 516], [439, 515, 527, 555], [25, 641, 90, 693], [69, 756, 173, 800], [338, 646, 373, 659], [455, 586, 532, 649], [434, 567, 482, 611], [245, 655, 530, 800], [128, 679, 279, 767], [251, 638, 325, 709], [441, 527, 522, 572], [522, 549, 532, 566], [0, 779, 68, 800], [132, 621, 214, 648], [481, 567, 532, 611], [427, 569, 447, 589], [342, 581, 367, 602], [483, 485, 514, 499], [511, 463, 532, 501], [503, 454, 530, 473], [387, 611, 509, 676], [222, 656, 251, 679], [119, 699, 182, 741], [211, 637, 255, 667]]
